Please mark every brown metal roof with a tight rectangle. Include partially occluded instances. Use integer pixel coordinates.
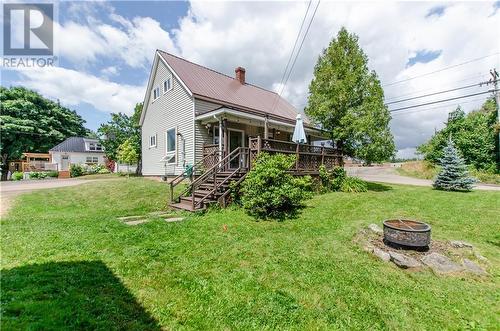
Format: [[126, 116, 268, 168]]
[[158, 51, 302, 123]]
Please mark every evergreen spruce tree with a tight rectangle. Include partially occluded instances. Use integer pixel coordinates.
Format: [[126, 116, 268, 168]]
[[433, 139, 475, 191]]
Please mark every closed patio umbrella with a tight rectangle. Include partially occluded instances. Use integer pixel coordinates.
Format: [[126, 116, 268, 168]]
[[292, 114, 307, 144]]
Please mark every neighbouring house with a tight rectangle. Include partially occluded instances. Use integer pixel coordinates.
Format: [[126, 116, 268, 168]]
[[49, 137, 106, 177], [9, 153, 53, 173], [140, 50, 342, 211]]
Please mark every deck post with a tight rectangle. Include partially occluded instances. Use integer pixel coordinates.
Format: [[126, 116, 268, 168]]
[[264, 116, 269, 139], [257, 136, 261, 154], [321, 146, 325, 166], [295, 143, 300, 171]]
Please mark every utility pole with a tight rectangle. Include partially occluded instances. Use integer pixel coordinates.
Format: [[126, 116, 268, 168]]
[[492, 69, 500, 167], [483, 69, 500, 166]]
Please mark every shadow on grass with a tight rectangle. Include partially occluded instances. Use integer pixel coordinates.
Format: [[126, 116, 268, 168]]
[[1, 260, 160, 330], [366, 182, 393, 192]]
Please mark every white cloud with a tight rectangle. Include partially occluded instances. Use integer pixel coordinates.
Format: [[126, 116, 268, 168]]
[[10, 1, 499, 154], [170, 1, 500, 155], [14, 67, 144, 115]]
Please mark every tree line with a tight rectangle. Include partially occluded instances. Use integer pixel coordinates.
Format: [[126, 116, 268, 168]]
[[0, 86, 142, 178]]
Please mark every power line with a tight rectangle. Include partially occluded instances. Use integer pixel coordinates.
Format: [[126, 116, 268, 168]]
[[271, 0, 321, 113], [270, 0, 312, 112], [279, 0, 321, 95], [384, 72, 486, 101], [276, 0, 312, 93], [385, 81, 491, 106], [391, 96, 490, 117], [389, 90, 497, 113], [383, 53, 500, 87]]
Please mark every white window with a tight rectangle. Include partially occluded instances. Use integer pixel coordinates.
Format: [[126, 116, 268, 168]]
[[88, 142, 102, 151], [163, 77, 172, 93], [86, 156, 99, 164], [152, 86, 160, 101], [149, 134, 157, 148], [213, 126, 220, 145], [165, 127, 176, 164]]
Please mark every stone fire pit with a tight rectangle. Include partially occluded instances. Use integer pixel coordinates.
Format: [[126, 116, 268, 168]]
[[383, 219, 431, 248]]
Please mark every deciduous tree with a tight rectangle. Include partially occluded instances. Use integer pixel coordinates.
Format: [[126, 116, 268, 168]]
[[0, 86, 88, 180], [305, 27, 395, 164]]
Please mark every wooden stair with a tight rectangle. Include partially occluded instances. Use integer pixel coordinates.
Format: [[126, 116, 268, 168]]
[[170, 171, 245, 212], [169, 147, 249, 212]]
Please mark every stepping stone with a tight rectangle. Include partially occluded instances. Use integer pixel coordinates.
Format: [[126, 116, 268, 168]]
[[368, 223, 383, 234], [373, 248, 390, 262], [422, 253, 463, 274], [124, 219, 150, 226], [118, 215, 144, 221], [473, 251, 488, 262], [462, 259, 487, 275], [148, 211, 173, 217], [164, 217, 185, 223], [389, 252, 422, 269], [450, 240, 473, 248]]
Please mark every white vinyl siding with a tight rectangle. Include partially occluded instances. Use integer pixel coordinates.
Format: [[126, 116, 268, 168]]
[[194, 99, 222, 164], [141, 58, 194, 176]]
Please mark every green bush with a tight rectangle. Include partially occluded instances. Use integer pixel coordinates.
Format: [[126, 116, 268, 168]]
[[12, 171, 23, 181], [29, 172, 48, 179], [98, 168, 110, 174], [340, 176, 368, 192], [70, 164, 85, 177], [318, 165, 346, 192], [46, 170, 59, 178], [241, 153, 312, 220]]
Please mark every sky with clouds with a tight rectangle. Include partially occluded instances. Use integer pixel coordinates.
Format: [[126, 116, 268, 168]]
[[1, 0, 499, 158]]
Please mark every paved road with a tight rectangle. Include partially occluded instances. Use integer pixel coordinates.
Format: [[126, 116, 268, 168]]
[[0, 179, 100, 218], [346, 166, 500, 191]]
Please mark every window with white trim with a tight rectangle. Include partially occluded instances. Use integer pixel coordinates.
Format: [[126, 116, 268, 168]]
[[163, 77, 172, 93], [152, 86, 160, 101], [149, 134, 157, 148], [86, 156, 99, 164], [88, 142, 102, 151], [165, 128, 176, 164]]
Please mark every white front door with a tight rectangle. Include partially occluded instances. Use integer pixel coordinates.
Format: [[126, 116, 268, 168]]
[[228, 129, 244, 169], [61, 155, 70, 171]]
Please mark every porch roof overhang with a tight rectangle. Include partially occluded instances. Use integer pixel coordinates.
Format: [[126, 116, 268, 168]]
[[195, 107, 328, 138]]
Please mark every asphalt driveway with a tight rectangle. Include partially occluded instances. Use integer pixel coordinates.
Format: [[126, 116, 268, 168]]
[[346, 166, 500, 191], [0, 179, 98, 217]]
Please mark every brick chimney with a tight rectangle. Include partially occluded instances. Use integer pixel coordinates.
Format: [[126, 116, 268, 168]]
[[235, 67, 246, 84]]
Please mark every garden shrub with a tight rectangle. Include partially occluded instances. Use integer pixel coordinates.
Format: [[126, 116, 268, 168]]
[[12, 171, 23, 181], [29, 172, 48, 179], [318, 165, 346, 192], [241, 153, 312, 220], [70, 164, 84, 177], [340, 176, 368, 192], [46, 171, 59, 178]]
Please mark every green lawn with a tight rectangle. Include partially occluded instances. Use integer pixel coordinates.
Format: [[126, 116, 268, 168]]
[[2, 178, 499, 330]]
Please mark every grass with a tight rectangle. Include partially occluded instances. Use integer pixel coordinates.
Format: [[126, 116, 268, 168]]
[[395, 161, 438, 180], [1, 178, 499, 330], [397, 161, 500, 185]]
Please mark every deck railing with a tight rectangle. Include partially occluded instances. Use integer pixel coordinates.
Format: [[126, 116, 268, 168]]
[[202, 137, 342, 174]]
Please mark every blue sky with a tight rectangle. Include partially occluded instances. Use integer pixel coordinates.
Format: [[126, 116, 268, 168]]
[[1, 1, 499, 158], [2, 1, 190, 131]]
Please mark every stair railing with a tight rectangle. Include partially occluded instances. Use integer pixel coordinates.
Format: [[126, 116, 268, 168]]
[[169, 149, 220, 203], [190, 147, 249, 210]]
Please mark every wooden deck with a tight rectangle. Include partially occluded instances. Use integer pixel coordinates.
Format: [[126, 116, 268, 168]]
[[169, 138, 343, 212]]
